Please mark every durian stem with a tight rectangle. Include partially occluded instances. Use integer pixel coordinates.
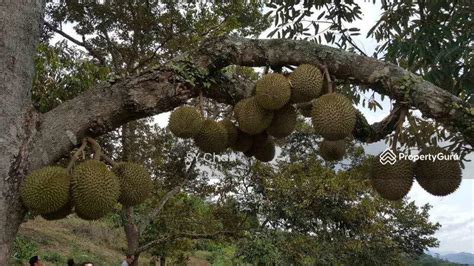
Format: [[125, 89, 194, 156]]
[[66, 138, 88, 174], [86, 137, 102, 160], [263, 66, 269, 74], [101, 153, 118, 167], [406, 111, 428, 150], [392, 106, 408, 151], [198, 90, 204, 116], [322, 65, 333, 93]]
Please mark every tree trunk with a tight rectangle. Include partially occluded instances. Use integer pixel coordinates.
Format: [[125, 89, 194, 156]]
[[121, 122, 142, 265], [160, 256, 166, 266], [0, 1, 45, 263], [123, 206, 140, 266]]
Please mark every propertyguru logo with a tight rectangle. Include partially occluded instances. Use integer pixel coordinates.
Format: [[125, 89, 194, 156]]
[[379, 148, 460, 165]]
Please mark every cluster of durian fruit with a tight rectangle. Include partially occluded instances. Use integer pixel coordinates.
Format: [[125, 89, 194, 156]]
[[20, 159, 152, 221], [169, 64, 356, 162], [371, 146, 462, 201]]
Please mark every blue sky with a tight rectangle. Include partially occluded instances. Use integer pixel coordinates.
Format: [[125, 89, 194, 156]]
[[54, 1, 473, 254]]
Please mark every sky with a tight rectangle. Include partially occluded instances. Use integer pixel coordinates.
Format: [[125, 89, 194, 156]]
[[53, 1, 473, 254]]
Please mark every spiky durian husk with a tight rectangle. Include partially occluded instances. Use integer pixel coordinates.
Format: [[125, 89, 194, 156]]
[[41, 200, 74, 221], [168, 106, 203, 138], [219, 119, 238, 147], [236, 97, 274, 135], [370, 155, 414, 201], [250, 134, 275, 162], [415, 147, 462, 196], [72, 160, 120, 220], [232, 129, 253, 152], [267, 105, 297, 138], [311, 93, 356, 140], [319, 139, 345, 161], [193, 119, 228, 153], [289, 64, 323, 103], [255, 73, 291, 110], [20, 166, 71, 214], [112, 162, 152, 207]]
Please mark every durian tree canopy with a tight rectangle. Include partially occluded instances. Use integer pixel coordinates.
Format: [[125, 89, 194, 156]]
[[27, 36, 473, 173]]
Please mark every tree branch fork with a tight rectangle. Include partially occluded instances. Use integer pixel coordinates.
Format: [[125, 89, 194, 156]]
[[27, 36, 473, 172]]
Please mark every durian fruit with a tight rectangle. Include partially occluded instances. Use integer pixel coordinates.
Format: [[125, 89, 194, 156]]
[[233, 100, 245, 121], [232, 129, 253, 152], [297, 102, 313, 117], [370, 155, 414, 201], [236, 97, 274, 135], [168, 106, 203, 138], [219, 119, 238, 147], [193, 119, 228, 153], [253, 131, 269, 145], [41, 200, 74, 221], [267, 105, 297, 138], [243, 149, 254, 158], [72, 160, 120, 220], [311, 93, 356, 140], [255, 73, 291, 110], [414, 147, 462, 196], [20, 166, 71, 214], [251, 137, 276, 162], [243, 132, 268, 158], [289, 64, 323, 103], [319, 139, 345, 161], [112, 162, 153, 207]]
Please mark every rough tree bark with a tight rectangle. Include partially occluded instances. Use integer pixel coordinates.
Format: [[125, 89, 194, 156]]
[[123, 206, 140, 266], [0, 1, 45, 263], [28, 37, 473, 172], [0, 3, 472, 262], [121, 122, 141, 266]]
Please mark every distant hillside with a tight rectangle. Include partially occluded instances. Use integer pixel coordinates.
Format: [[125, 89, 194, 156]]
[[409, 254, 460, 265], [442, 252, 474, 265]]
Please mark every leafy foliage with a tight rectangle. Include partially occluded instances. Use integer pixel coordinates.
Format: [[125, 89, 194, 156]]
[[45, 1, 269, 74], [33, 41, 109, 112], [236, 158, 439, 264]]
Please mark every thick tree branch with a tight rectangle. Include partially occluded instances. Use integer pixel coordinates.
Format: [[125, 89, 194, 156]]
[[29, 36, 473, 172], [353, 106, 403, 143], [195, 37, 472, 145]]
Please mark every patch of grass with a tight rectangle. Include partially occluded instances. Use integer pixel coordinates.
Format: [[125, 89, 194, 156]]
[[42, 251, 67, 264], [11, 235, 39, 265]]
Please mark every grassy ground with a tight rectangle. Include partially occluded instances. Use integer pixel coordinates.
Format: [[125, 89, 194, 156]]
[[13, 216, 152, 265]]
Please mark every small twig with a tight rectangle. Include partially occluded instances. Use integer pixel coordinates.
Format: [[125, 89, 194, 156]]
[[66, 138, 88, 174], [392, 106, 408, 151], [44, 21, 106, 65], [86, 137, 102, 160], [101, 153, 118, 167]]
